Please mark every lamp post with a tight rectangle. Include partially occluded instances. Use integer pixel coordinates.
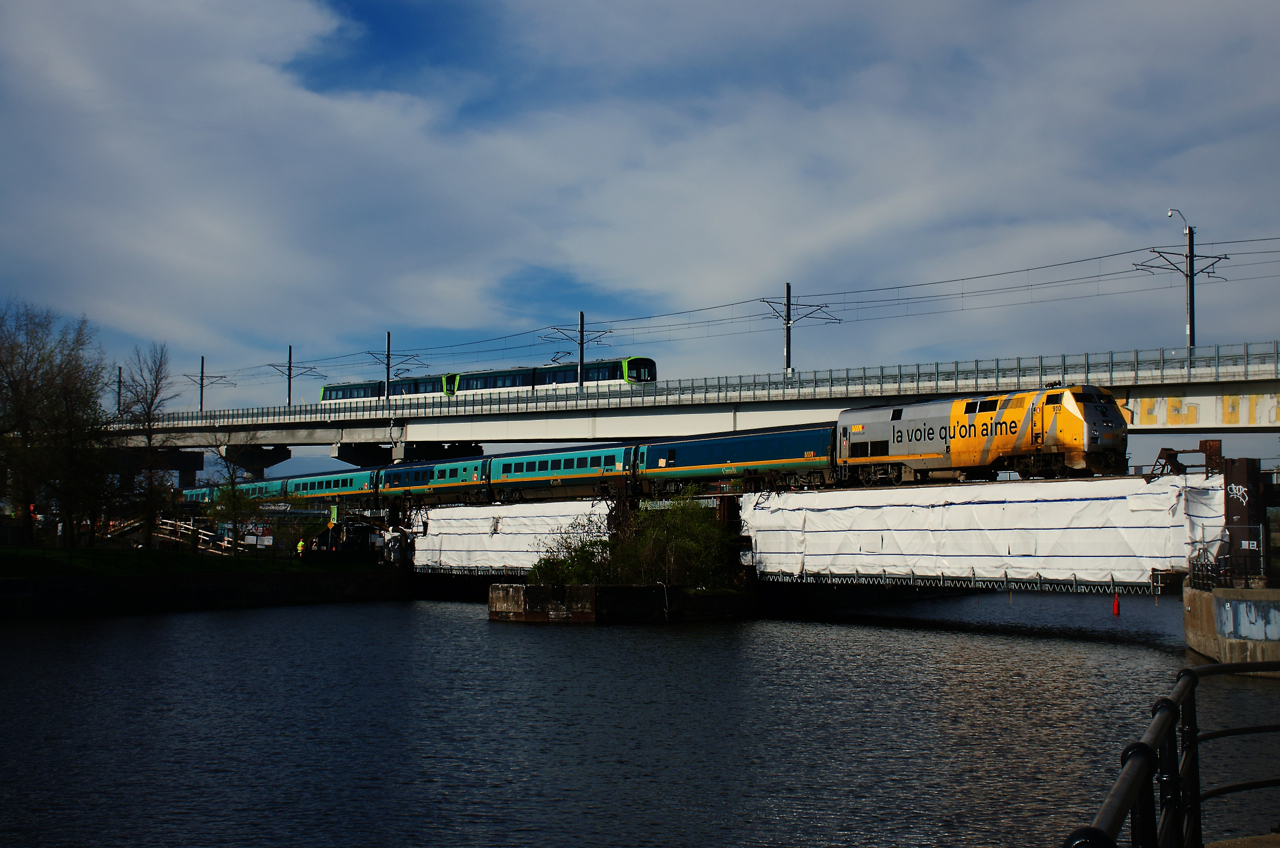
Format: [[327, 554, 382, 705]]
[[1168, 209, 1195, 349]]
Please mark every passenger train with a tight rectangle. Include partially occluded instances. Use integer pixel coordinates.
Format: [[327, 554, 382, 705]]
[[319, 357, 658, 403], [183, 384, 1127, 507]]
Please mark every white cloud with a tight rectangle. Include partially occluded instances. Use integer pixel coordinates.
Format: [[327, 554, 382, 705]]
[[0, 0, 1278, 411]]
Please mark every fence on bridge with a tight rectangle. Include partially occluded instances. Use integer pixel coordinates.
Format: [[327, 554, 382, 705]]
[[143, 340, 1280, 431]]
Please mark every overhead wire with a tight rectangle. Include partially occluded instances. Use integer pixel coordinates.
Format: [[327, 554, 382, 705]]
[[218, 236, 1280, 383]]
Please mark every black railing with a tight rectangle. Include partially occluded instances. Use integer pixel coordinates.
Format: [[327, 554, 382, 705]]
[[1063, 660, 1280, 848], [1190, 553, 1267, 591]]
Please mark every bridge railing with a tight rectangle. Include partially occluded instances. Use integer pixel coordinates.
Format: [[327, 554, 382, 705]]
[[145, 340, 1280, 430], [1062, 660, 1280, 848]]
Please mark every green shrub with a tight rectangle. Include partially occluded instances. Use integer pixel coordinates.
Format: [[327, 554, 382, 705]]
[[528, 490, 739, 589]]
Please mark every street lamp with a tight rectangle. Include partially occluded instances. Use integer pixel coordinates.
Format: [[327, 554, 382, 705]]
[[1168, 209, 1196, 349]]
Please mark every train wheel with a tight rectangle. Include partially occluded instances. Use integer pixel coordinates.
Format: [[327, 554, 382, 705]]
[[889, 465, 904, 486]]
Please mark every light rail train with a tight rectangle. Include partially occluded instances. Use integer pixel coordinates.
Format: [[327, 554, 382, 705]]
[[319, 357, 658, 403], [183, 384, 1127, 507]]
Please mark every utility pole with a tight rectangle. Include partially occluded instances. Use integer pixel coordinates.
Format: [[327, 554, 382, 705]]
[[1183, 218, 1196, 348], [540, 314, 610, 388], [784, 283, 793, 375], [183, 358, 232, 412], [762, 283, 840, 376], [1136, 211, 1227, 351], [117, 365, 123, 417]]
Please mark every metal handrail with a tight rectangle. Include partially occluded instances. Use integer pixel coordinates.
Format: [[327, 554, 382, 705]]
[[1063, 660, 1280, 848], [123, 340, 1280, 434]]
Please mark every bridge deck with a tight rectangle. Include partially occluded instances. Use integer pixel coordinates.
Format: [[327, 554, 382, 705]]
[[128, 341, 1280, 446]]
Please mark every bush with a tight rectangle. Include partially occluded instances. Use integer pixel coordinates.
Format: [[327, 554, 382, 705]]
[[527, 490, 740, 589]]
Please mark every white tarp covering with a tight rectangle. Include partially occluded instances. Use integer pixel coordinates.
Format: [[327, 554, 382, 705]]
[[742, 475, 1226, 584], [412, 500, 608, 571]]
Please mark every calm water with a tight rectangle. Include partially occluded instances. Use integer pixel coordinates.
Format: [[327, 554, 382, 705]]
[[2, 595, 1277, 847]]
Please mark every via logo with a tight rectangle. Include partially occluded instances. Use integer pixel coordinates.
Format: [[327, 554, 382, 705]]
[[1227, 483, 1249, 506]]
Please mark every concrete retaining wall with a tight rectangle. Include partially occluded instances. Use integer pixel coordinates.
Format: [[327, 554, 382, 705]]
[[1183, 586, 1280, 671]]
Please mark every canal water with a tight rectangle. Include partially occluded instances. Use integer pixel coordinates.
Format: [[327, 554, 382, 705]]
[[2, 595, 1277, 847]]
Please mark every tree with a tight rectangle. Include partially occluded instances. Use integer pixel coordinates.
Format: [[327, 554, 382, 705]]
[[0, 300, 109, 545], [122, 343, 179, 548], [527, 490, 739, 589], [201, 429, 264, 555]]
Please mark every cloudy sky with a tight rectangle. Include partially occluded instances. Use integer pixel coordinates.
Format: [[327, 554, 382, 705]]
[[2, 0, 1279, 428]]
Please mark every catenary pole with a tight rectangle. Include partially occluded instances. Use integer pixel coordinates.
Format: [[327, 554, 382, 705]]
[[199, 356, 205, 413], [1186, 224, 1196, 349], [287, 345, 293, 407], [784, 282, 792, 376], [385, 332, 391, 406], [578, 311, 585, 389]]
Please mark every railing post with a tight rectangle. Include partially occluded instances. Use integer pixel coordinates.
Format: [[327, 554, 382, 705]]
[[1126, 741, 1160, 848], [1152, 697, 1185, 848], [1177, 670, 1203, 848]]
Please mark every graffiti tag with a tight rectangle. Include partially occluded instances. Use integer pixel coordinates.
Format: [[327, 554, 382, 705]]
[[1227, 483, 1249, 506]]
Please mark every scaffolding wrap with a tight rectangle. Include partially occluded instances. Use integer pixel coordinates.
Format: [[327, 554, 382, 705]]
[[412, 500, 608, 572], [742, 475, 1225, 586]]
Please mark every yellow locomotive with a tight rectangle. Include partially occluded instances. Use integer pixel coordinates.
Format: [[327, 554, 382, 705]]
[[835, 384, 1127, 484]]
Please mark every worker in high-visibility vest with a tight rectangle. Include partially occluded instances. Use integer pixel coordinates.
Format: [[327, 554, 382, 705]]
[[296, 538, 305, 558]]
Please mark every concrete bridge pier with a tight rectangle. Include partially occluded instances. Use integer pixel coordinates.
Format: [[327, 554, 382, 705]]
[[221, 445, 291, 480], [332, 441, 485, 466]]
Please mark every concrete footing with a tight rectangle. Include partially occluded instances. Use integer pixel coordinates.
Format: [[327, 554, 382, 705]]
[[1184, 585, 1280, 674], [488, 583, 754, 623]]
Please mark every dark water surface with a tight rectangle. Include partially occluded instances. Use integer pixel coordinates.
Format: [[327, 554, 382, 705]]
[[2, 597, 1277, 847]]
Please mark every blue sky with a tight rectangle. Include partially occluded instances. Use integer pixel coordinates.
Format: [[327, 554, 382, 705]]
[[2, 0, 1280, 435]]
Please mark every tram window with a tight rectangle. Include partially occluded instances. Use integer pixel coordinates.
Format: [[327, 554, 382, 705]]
[[590, 456, 602, 468], [550, 459, 561, 470], [449, 468, 458, 478], [502, 464, 512, 474], [964, 401, 979, 414], [639, 452, 645, 464], [576, 457, 589, 469], [891, 409, 903, 421], [870, 440, 889, 457], [668, 449, 677, 463], [538, 460, 549, 471], [514, 462, 524, 473], [388, 477, 395, 487], [1046, 393, 1063, 405], [604, 455, 615, 468], [309, 482, 316, 491], [978, 399, 999, 413]]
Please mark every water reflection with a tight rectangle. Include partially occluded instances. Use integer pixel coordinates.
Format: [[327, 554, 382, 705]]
[[0, 600, 1276, 847]]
